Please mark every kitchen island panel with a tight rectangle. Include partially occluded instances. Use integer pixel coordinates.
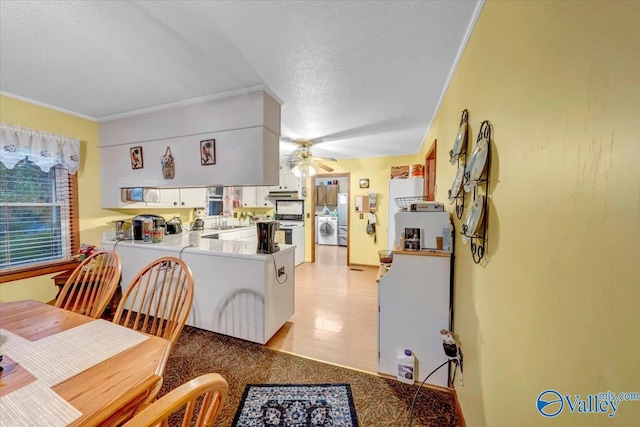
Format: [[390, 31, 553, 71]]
[[102, 237, 295, 344]]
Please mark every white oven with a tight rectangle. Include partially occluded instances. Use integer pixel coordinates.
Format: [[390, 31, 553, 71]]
[[275, 200, 305, 266]]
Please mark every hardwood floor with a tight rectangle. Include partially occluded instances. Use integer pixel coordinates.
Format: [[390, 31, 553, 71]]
[[266, 244, 380, 374]]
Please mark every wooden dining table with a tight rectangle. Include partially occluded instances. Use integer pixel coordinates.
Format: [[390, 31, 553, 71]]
[[0, 300, 170, 426]]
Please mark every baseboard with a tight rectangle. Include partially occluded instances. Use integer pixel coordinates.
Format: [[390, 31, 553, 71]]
[[451, 389, 467, 427], [347, 262, 376, 268]]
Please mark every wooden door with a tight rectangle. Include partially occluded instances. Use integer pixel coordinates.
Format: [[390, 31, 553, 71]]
[[424, 139, 437, 201]]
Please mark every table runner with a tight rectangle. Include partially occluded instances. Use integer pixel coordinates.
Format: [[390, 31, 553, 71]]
[[0, 380, 82, 427], [2, 319, 149, 387]]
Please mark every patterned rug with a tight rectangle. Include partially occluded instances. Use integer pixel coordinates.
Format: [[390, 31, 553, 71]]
[[231, 384, 359, 427], [162, 326, 460, 426]]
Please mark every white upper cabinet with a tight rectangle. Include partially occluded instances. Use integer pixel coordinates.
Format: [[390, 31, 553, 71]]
[[242, 186, 274, 208], [149, 188, 207, 208], [268, 162, 299, 192], [99, 90, 281, 209], [256, 186, 275, 208]]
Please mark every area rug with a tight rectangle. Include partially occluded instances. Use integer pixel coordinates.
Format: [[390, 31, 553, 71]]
[[231, 383, 359, 427]]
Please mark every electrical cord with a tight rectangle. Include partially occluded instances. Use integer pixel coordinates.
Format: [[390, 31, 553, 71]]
[[270, 253, 288, 284], [407, 359, 453, 427], [178, 244, 195, 259]]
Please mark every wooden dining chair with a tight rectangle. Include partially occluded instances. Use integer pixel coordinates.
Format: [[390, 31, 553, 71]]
[[112, 256, 194, 355], [122, 373, 228, 427], [111, 256, 195, 421], [55, 250, 122, 318]]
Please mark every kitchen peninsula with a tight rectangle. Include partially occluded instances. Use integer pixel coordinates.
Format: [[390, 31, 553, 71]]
[[101, 233, 295, 345]]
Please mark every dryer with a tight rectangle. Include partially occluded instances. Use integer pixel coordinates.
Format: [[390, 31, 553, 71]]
[[317, 216, 338, 245]]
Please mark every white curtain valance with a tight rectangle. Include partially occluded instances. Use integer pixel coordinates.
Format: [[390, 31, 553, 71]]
[[0, 123, 81, 174]]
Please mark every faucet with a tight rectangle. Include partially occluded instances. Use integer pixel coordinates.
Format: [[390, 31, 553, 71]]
[[212, 215, 227, 229]]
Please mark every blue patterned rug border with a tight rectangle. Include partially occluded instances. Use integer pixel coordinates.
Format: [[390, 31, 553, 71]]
[[231, 383, 359, 426]]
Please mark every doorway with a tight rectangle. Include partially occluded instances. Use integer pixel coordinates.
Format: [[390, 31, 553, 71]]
[[310, 173, 351, 264]]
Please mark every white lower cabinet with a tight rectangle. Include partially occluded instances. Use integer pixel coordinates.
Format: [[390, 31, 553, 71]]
[[218, 228, 256, 241], [378, 252, 451, 387]]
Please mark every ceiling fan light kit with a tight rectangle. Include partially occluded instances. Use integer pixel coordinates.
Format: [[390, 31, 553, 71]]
[[288, 139, 337, 177], [291, 164, 316, 177]]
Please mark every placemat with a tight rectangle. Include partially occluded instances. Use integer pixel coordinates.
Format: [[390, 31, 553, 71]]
[[0, 380, 82, 427], [4, 319, 149, 387], [0, 329, 31, 353]]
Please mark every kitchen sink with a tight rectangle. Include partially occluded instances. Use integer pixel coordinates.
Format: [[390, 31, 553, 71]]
[[210, 225, 251, 230]]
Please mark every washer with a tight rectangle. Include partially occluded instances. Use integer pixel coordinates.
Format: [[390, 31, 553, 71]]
[[317, 217, 338, 245]]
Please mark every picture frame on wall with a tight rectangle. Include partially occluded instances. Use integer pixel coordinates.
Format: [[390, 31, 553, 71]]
[[200, 139, 216, 166], [130, 146, 143, 169], [359, 178, 370, 188]]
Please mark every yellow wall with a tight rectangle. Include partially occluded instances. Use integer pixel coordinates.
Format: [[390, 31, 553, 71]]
[[302, 155, 419, 265], [419, 1, 640, 425], [0, 95, 192, 302]]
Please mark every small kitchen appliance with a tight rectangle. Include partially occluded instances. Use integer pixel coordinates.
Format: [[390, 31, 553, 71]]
[[190, 218, 204, 231], [409, 201, 444, 212], [256, 220, 280, 254], [132, 214, 166, 241], [165, 216, 183, 234]]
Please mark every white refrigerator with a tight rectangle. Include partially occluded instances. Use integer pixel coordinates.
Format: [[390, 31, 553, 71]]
[[387, 178, 423, 250], [337, 193, 348, 246]]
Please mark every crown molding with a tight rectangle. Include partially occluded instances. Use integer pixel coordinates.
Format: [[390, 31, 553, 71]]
[[0, 91, 97, 122], [97, 85, 283, 122]]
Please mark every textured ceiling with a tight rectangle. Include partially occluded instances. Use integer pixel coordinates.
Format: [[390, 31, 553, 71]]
[[0, 1, 481, 160]]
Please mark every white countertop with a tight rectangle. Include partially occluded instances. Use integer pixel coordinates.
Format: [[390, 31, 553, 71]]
[[102, 232, 294, 261]]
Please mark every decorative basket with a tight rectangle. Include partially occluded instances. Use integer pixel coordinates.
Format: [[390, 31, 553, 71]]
[[394, 196, 429, 210], [378, 250, 393, 264], [162, 147, 175, 180]]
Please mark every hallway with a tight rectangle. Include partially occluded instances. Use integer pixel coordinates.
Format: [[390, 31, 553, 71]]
[[266, 245, 380, 374]]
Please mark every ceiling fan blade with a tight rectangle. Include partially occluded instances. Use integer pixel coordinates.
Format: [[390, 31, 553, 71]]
[[311, 160, 334, 172], [311, 156, 337, 162]]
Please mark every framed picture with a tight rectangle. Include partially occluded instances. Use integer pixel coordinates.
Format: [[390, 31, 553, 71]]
[[359, 178, 369, 188], [130, 146, 143, 169], [200, 139, 216, 166], [404, 227, 421, 251]]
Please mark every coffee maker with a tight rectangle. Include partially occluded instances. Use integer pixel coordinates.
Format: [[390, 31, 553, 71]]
[[256, 220, 279, 254]]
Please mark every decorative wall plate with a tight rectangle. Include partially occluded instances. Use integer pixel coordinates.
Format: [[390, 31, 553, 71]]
[[448, 164, 465, 204], [450, 122, 467, 164], [463, 137, 488, 192], [462, 195, 485, 243]]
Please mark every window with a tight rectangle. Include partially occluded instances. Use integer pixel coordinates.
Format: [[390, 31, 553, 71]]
[[0, 159, 79, 282], [207, 187, 223, 216]]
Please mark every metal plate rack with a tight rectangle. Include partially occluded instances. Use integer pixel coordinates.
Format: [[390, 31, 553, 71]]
[[448, 109, 468, 219], [461, 120, 491, 264]]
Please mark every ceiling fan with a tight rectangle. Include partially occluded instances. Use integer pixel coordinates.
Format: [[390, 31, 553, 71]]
[[287, 140, 337, 176]]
